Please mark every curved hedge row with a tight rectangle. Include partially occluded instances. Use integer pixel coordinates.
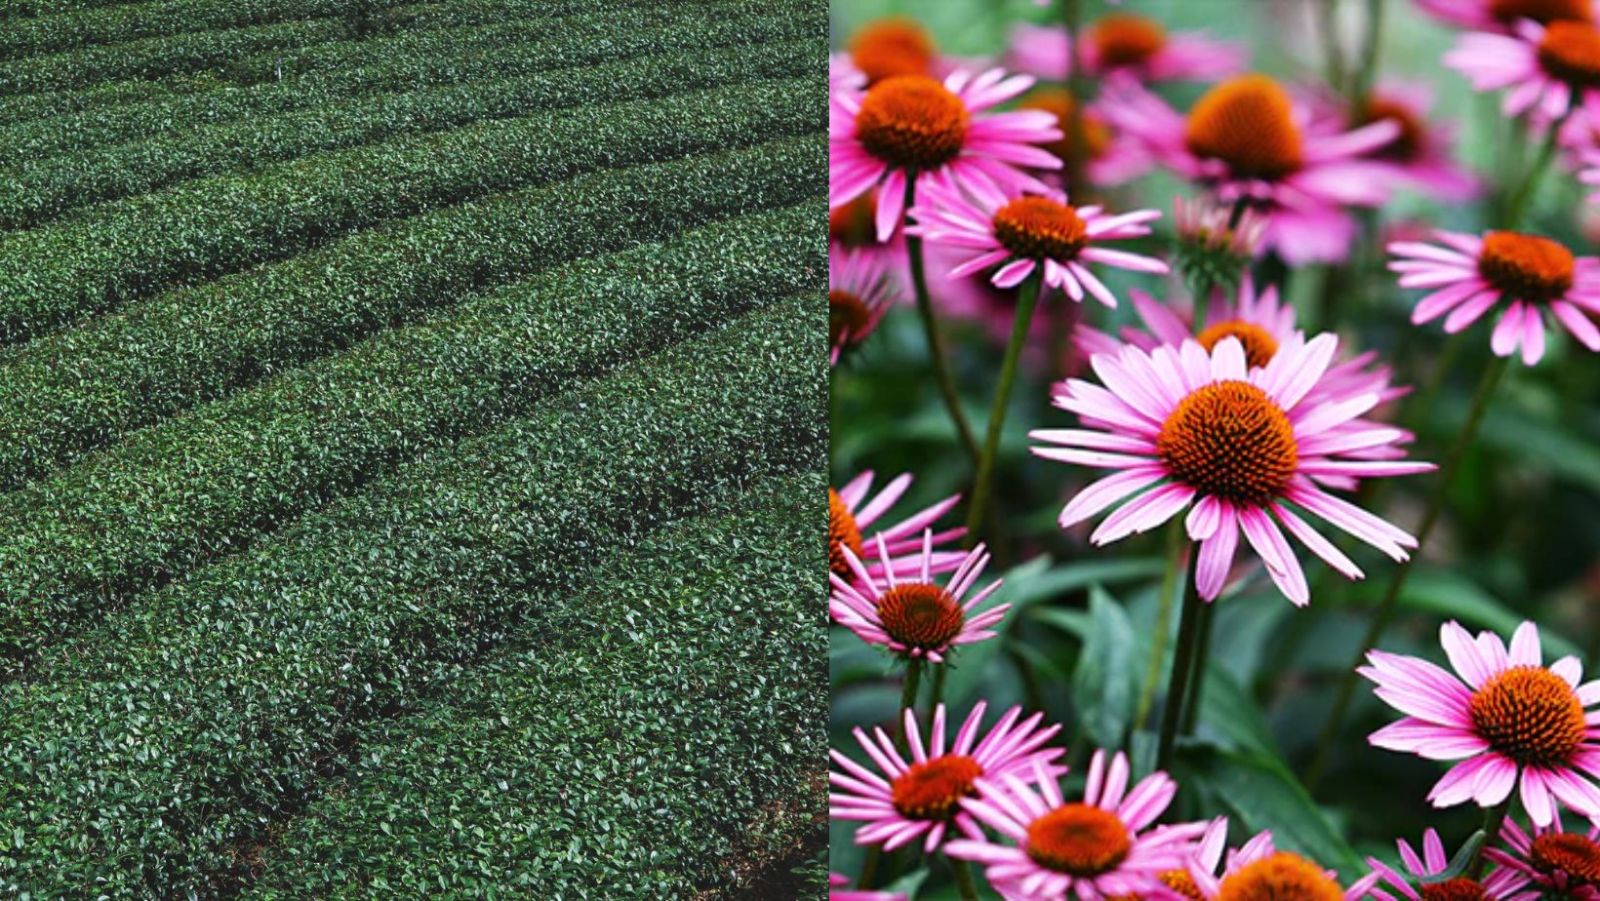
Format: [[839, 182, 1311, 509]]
[[0, 0, 808, 159], [0, 194, 822, 672], [0, 74, 207, 128], [249, 475, 826, 898], [0, 297, 824, 897], [0, 37, 817, 229], [0, 75, 816, 344], [0, 17, 351, 95], [0, 0, 414, 60]]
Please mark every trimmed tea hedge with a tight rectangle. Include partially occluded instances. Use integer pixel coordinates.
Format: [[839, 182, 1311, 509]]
[[0, 297, 825, 896], [0, 37, 818, 229], [0, 198, 822, 672], [0, 75, 816, 343], [249, 474, 826, 898], [0, 134, 821, 496], [0, 1, 807, 160], [0, 17, 352, 95], [0, 74, 206, 128]]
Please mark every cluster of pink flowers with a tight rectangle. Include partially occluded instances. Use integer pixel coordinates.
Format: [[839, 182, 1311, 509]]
[[827, 3, 1600, 899]]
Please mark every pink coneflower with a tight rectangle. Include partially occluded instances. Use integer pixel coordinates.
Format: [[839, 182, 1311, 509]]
[[831, 533, 1007, 662], [1349, 84, 1480, 201], [1187, 830, 1380, 900], [831, 245, 900, 365], [946, 752, 1206, 899], [845, 17, 942, 86], [907, 179, 1166, 307], [830, 470, 964, 584], [1099, 74, 1398, 264], [830, 703, 1065, 853], [1387, 230, 1600, 364], [1010, 15, 1245, 83], [828, 873, 905, 901], [1172, 194, 1269, 262], [1361, 620, 1600, 826], [1366, 828, 1538, 901], [1446, 18, 1600, 120], [1415, 0, 1594, 32], [1015, 86, 1155, 190], [1488, 811, 1600, 898], [831, 68, 1063, 242], [831, 54, 867, 93], [1032, 335, 1430, 606]]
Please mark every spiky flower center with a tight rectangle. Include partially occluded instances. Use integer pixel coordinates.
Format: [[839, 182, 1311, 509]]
[[1491, 0, 1593, 26], [1105, 870, 1201, 901], [1538, 20, 1600, 89], [1157, 381, 1298, 506], [1091, 14, 1168, 67], [855, 75, 970, 171], [1478, 231, 1575, 303], [1419, 878, 1488, 901], [849, 18, 935, 85], [1359, 95, 1426, 162], [1019, 89, 1113, 167], [1530, 831, 1600, 883], [1217, 852, 1344, 901], [1196, 321, 1281, 369], [1469, 665, 1588, 766], [829, 488, 863, 579], [889, 754, 983, 820], [1025, 804, 1132, 877], [992, 197, 1089, 262], [877, 583, 964, 651], [831, 290, 872, 347], [830, 193, 877, 248], [1185, 75, 1305, 180]]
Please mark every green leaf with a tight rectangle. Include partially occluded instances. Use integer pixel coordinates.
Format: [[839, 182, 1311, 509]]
[[1376, 568, 1581, 660], [1072, 586, 1138, 748], [1195, 664, 1277, 758], [1186, 747, 1363, 877]]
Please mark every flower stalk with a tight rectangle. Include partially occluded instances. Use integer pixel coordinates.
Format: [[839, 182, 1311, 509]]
[[1157, 549, 1204, 771], [965, 271, 1043, 539], [905, 175, 981, 463]]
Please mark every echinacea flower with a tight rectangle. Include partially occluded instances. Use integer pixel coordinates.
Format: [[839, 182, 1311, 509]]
[[1366, 828, 1538, 901], [1033, 335, 1430, 606], [1446, 18, 1600, 120], [1009, 15, 1245, 83], [830, 703, 1065, 853], [1487, 811, 1600, 898], [1016, 87, 1156, 189], [1362, 620, 1600, 826], [907, 179, 1166, 307], [846, 17, 940, 86], [831, 68, 1063, 241], [1100, 74, 1399, 264], [945, 751, 1207, 900], [1188, 830, 1380, 900], [1348, 84, 1480, 201], [831, 245, 901, 365], [1170, 195, 1269, 286], [1415, 0, 1594, 32], [1388, 230, 1600, 364], [828, 873, 906, 901], [831, 533, 1007, 662], [831, 54, 867, 93], [830, 470, 965, 584]]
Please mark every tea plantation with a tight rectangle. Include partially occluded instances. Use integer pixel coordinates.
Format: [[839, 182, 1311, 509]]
[[0, 0, 825, 895]]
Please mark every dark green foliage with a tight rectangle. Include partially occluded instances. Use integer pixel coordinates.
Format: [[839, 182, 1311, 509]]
[[0, 37, 818, 229], [0, 197, 823, 674], [248, 474, 827, 898], [0, 1, 808, 158], [0, 135, 821, 494], [0, 76, 817, 343], [0, 297, 825, 896]]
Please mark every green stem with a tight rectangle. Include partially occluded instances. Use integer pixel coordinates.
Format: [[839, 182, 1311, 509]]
[[1062, 0, 1089, 197], [1504, 108, 1573, 229], [1319, 0, 1347, 93], [1135, 522, 1187, 726], [894, 659, 924, 750], [965, 272, 1042, 540], [1349, 0, 1384, 112], [1157, 549, 1204, 771], [927, 660, 948, 722], [859, 847, 883, 891], [1468, 797, 1512, 879], [1304, 355, 1510, 792], [906, 175, 980, 462], [1181, 596, 1216, 735], [951, 857, 982, 901]]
